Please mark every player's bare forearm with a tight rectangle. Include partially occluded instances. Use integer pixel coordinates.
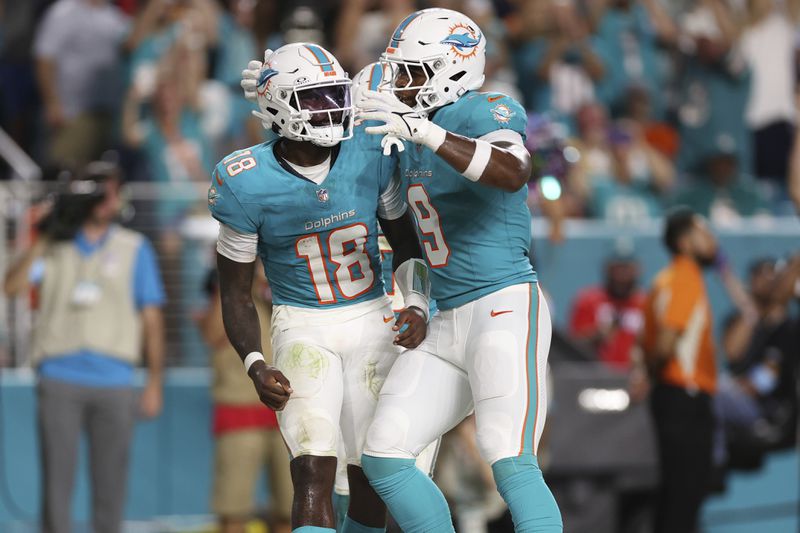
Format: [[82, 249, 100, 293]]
[[379, 211, 423, 271], [434, 134, 531, 192], [217, 253, 293, 409], [216, 253, 262, 360]]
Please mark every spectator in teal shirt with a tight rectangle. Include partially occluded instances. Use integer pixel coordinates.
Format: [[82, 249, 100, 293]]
[[512, 0, 603, 127], [676, 1, 752, 174], [673, 140, 768, 223], [590, 0, 674, 119], [214, 0, 283, 147]]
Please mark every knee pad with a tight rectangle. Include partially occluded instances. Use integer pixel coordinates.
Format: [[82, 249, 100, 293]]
[[364, 407, 412, 457], [280, 406, 338, 457], [471, 331, 520, 398], [475, 412, 515, 465]]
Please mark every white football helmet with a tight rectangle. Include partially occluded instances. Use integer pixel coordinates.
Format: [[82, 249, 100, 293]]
[[380, 8, 486, 113], [253, 43, 353, 146]]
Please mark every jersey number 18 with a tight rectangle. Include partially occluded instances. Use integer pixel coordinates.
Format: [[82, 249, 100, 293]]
[[295, 224, 375, 304]]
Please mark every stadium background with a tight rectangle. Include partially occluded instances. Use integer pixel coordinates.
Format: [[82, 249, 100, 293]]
[[0, 0, 798, 532]]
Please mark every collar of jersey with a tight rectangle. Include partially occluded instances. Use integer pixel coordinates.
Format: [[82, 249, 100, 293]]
[[272, 141, 342, 185]]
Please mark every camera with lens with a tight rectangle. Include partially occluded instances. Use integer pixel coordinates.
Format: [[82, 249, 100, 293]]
[[37, 162, 117, 241]]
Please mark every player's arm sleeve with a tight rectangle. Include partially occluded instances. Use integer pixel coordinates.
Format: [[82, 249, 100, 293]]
[[208, 165, 261, 262], [217, 223, 258, 263], [133, 237, 166, 309], [376, 168, 408, 220], [208, 166, 260, 234]]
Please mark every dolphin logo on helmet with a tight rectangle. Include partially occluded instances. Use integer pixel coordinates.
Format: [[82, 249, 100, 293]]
[[439, 32, 482, 52], [256, 68, 279, 96], [257, 68, 279, 88]]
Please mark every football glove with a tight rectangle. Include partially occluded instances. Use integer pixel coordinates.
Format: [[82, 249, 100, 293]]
[[240, 49, 274, 103], [358, 90, 447, 151]]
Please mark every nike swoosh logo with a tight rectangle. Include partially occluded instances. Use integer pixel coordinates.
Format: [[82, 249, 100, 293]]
[[490, 310, 513, 317], [383, 316, 394, 323], [215, 170, 224, 186], [487, 95, 503, 102]]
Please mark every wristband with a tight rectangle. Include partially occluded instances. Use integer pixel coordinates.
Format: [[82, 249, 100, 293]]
[[463, 139, 493, 182], [244, 351, 265, 372], [420, 121, 447, 152]]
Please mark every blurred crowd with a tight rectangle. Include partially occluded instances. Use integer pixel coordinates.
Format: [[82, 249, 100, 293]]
[[1, 0, 800, 226]]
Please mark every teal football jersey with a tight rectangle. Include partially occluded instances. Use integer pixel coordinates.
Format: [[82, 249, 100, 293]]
[[209, 128, 395, 308], [399, 91, 536, 310]]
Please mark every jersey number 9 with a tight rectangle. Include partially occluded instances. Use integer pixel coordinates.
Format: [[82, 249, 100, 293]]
[[408, 184, 450, 268]]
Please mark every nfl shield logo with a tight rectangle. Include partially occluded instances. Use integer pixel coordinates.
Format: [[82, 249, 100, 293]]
[[316, 189, 329, 202]]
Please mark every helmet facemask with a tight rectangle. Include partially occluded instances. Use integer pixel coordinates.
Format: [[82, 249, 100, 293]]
[[379, 54, 449, 114], [256, 79, 354, 147]]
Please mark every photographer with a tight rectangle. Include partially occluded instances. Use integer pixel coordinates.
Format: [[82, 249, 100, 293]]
[[2, 162, 165, 533]]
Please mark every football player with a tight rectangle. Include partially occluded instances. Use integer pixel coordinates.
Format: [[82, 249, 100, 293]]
[[353, 9, 562, 532], [212, 43, 430, 533], [333, 61, 441, 533]]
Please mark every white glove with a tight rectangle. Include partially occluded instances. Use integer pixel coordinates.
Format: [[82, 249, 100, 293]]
[[358, 90, 447, 151], [240, 49, 274, 103], [380, 134, 405, 156]]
